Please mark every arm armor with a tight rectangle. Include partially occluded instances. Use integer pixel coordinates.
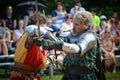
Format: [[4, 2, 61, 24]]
[[62, 32, 97, 56]]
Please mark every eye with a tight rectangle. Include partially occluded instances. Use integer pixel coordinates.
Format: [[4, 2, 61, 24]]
[[75, 22, 81, 26]]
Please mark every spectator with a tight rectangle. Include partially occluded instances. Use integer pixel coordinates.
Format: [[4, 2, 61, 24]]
[[98, 15, 109, 34], [108, 13, 119, 47], [99, 15, 108, 31], [46, 15, 53, 28], [98, 15, 109, 42], [0, 19, 8, 55], [23, 6, 35, 27], [51, 1, 67, 32], [100, 27, 116, 73], [26, 6, 35, 17], [12, 19, 24, 47], [60, 13, 73, 34], [45, 15, 54, 33], [70, 0, 85, 16], [90, 8, 100, 32], [2, 6, 17, 41]]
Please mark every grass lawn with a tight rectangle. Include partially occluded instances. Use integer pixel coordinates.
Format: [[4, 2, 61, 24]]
[[0, 71, 120, 80], [42, 71, 120, 80], [105, 71, 120, 80], [42, 74, 63, 80]]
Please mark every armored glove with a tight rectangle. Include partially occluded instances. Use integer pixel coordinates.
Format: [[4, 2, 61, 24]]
[[35, 37, 63, 50]]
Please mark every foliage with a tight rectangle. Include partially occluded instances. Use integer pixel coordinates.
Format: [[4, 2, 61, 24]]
[[41, 0, 74, 14], [0, 0, 120, 19], [41, 0, 120, 19]]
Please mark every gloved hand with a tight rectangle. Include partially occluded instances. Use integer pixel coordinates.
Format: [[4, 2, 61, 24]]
[[35, 37, 63, 50], [35, 37, 44, 46]]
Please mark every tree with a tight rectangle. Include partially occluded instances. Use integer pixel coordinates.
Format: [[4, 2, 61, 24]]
[[0, 0, 120, 19]]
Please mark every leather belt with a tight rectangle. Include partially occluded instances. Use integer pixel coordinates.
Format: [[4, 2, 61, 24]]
[[64, 66, 94, 75], [13, 62, 40, 78]]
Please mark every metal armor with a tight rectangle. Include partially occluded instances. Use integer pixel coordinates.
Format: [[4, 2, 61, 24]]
[[62, 30, 97, 56]]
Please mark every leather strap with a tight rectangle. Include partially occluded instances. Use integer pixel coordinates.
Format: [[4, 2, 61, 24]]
[[13, 62, 40, 78], [64, 66, 94, 75]]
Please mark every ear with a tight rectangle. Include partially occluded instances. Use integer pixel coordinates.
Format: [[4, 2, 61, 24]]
[[84, 25, 89, 30]]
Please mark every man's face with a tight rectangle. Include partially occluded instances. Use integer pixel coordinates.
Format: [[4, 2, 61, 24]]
[[73, 18, 87, 35]]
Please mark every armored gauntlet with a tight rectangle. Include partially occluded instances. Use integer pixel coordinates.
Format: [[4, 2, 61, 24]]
[[35, 38, 63, 50]]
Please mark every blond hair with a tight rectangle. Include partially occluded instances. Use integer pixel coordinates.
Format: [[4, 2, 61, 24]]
[[73, 11, 93, 26]]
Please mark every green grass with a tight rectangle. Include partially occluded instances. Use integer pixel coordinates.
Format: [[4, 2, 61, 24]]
[[0, 71, 120, 80], [42, 72, 120, 80], [105, 71, 120, 80], [42, 75, 63, 80]]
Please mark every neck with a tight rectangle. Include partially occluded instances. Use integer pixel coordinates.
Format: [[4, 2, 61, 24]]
[[19, 28, 23, 32], [7, 15, 12, 18], [57, 9, 62, 12], [66, 21, 71, 25]]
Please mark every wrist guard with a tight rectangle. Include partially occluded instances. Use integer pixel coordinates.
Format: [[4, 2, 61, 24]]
[[42, 40, 63, 50]]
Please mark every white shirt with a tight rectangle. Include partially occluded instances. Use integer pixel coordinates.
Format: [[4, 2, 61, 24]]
[[70, 7, 85, 15], [14, 29, 24, 39], [61, 22, 73, 32]]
